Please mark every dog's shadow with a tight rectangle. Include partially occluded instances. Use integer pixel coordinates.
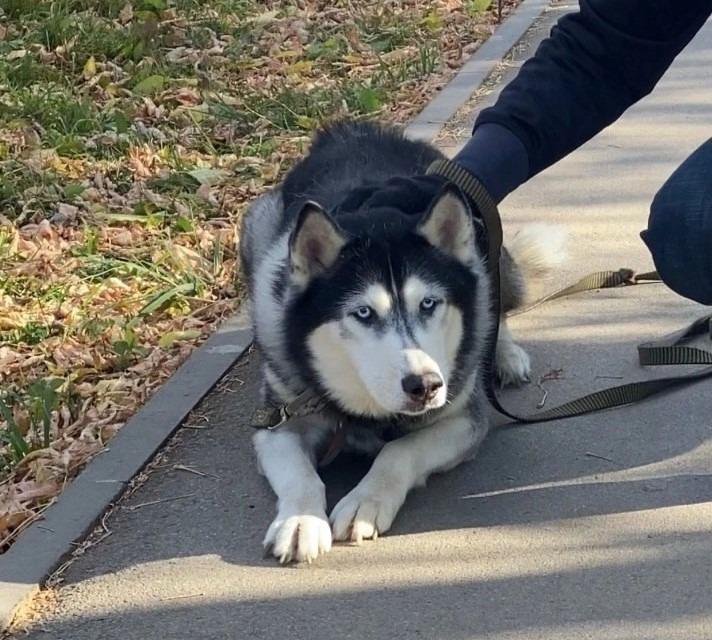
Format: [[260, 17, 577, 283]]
[[318, 428, 712, 540], [320, 453, 371, 500]]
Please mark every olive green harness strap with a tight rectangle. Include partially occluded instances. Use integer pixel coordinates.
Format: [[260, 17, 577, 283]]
[[426, 158, 712, 425], [252, 389, 332, 430]]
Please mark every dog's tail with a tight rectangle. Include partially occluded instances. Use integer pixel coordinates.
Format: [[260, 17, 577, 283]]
[[507, 224, 567, 278], [501, 224, 567, 312]]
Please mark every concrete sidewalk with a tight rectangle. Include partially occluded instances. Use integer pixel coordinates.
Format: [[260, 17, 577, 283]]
[[18, 11, 712, 640]]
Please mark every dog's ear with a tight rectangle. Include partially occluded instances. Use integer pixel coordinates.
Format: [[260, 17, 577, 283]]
[[289, 201, 347, 287], [417, 185, 477, 264]]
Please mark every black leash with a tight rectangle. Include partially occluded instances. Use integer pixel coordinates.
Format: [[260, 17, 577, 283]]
[[426, 158, 712, 425]]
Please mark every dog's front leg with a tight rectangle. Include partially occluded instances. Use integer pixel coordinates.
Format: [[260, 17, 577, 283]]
[[330, 414, 486, 543], [496, 318, 531, 387], [254, 429, 332, 563]]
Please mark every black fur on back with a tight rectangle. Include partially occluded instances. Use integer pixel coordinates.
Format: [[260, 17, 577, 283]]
[[279, 121, 443, 233]]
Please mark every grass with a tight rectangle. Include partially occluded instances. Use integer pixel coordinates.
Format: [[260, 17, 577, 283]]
[[0, 0, 520, 549]]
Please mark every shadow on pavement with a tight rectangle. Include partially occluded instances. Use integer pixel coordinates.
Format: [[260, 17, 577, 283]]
[[25, 527, 712, 640]]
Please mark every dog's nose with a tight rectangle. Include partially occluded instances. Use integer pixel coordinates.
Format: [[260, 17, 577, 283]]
[[401, 373, 443, 401]]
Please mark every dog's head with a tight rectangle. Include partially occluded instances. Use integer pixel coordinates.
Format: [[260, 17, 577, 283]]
[[285, 181, 491, 419]]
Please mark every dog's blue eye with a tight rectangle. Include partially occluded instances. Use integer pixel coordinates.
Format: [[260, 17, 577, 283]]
[[420, 297, 439, 312], [354, 306, 373, 321]]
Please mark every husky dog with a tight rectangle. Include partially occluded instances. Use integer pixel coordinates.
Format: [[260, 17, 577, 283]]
[[240, 121, 563, 563]]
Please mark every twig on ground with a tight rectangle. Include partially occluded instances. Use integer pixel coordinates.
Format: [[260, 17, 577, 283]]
[[172, 464, 218, 479], [584, 451, 618, 464], [159, 593, 205, 602], [536, 387, 548, 409], [534, 367, 566, 408], [124, 493, 196, 511]]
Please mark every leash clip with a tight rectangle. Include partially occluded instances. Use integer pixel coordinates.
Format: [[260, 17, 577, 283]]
[[616, 268, 637, 286], [267, 406, 290, 430]]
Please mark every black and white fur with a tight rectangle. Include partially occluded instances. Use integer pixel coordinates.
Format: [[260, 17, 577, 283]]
[[240, 121, 564, 563]]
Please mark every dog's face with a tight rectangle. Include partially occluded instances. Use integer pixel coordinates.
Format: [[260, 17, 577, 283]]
[[286, 186, 488, 419]]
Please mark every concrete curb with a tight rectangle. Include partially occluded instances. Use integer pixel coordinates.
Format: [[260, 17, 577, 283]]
[[0, 0, 551, 629], [405, 0, 550, 142], [0, 316, 253, 628]]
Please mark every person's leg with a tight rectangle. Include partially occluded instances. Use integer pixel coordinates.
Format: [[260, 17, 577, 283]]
[[641, 139, 712, 305]]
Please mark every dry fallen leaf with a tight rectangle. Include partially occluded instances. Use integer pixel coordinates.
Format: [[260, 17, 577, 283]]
[[119, 2, 134, 24], [83, 56, 97, 80]]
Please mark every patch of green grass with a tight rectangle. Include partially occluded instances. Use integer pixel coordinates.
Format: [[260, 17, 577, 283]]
[[306, 36, 348, 62], [357, 15, 416, 54], [149, 171, 201, 195], [46, 132, 87, 156], [0, 230, 14, 257], [0, 377, 77, 469], [0, 394, 31, 467], [75, 21, 151, 62], [0, 0, 46, 19], [26, 378, 64, 448], [342, 84, 386, 115], [231, 43, 440, 134], [111, 325, 147, 370], [18, 3, 165, 69], [79, 227, 100, 256], [240, 138, 279, 159], [466, 0, 493, 16], [0, 161, 62, 219], [79, 316, 114, 339], [0, 274, 33, 299], [415, 46, 440, 76], [73, 0, 127, 17], [236, 81, 389, 134], [7, 86, 104, 136], [1, 55, 63, 89], [40, 283, 71, 304], [32, 9, 76, 50], [2, 274, 69, 310], [174, 0, 254, 15], [185, 24, 216, 49], [0, 321, 57, 347], [373, 46, 440, 85], [6, 0, 170, 20]]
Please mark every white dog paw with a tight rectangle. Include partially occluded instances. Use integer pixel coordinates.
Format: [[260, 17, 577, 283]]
[[330, 486, 404, 543], [263, 512, 332, 564], [496, 340, 531, 387]]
